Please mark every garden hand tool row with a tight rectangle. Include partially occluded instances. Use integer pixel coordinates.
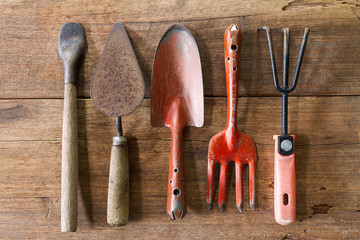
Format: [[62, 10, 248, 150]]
[[58, 21, 309, 230], [259, 26, 309, 225]]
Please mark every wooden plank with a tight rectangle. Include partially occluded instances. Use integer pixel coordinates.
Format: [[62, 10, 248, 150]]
[[1, 0, 360, 238], [1, 194, 359, 239], [0, 0, 288, 23], [1, 140, 360, 209], [0, 141, 359, 238], [0, 96, 359, 237], [0, 198, 359, 239], [0, 3, 359, 98], [0, 97, 358, 145]]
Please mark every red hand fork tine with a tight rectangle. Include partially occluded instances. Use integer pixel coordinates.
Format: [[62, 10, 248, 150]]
[[206, 25, 257, 212]]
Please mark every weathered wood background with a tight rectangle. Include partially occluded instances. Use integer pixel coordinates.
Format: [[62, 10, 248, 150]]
[[1, 0, 360, 239]]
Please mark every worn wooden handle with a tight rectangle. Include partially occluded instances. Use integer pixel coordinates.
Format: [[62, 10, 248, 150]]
[[61, 83, 78, 232], [107, 136, 129, 226], [273, 135, 296, 225]]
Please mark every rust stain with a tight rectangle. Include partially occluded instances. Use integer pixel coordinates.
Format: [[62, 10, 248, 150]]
[[91, 23, 145, 117], [311, 203, 333, 214]]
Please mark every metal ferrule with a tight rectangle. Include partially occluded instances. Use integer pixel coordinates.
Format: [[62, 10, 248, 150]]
[[113, 136, 127, 146], [64, 64, 77, 84]]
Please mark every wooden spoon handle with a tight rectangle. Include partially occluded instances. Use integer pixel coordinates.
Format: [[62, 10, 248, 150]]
[[61, 83, 78, 232], [107, 136, 129, 226]]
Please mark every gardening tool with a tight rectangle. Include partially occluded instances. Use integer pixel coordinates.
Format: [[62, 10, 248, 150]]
[[206, 24, 257, 213], [259, 26, 309, 225], [91, 23, 145, 226], [151, 24, 203, 220], [58, 22, 85, 232]]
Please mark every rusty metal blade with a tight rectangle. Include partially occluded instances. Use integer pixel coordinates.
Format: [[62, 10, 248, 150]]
[[151, 24, 203, 128], [91, 23, 145, 117]]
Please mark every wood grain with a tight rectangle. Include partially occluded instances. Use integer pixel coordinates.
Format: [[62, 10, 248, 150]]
[[1, 0, 360, 239], [0, 1, 359, 98], [0, 140, 359, 238], [61, 83, 78, 232], [0, 97, 359, 238], [0, 97, 358, 145]]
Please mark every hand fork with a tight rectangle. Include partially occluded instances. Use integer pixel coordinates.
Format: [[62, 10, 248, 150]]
[[258, 26, 309, 225], [206, 25, 257, 212]]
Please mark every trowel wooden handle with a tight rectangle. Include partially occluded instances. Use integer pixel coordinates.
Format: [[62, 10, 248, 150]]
[[107, 136, 129, 226], [167, 126, 186, 220], [273, 135, 296, 225], [61, 83, 78, 232]]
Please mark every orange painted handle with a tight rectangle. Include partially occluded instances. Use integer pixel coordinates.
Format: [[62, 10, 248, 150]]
[[273, 135, 296, 225], [167, 126, 186, 220], [224, 24, 241, 132]]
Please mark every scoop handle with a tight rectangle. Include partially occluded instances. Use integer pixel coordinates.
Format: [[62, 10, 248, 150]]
[[61, 83, 78, 232], [167, 126, 186, 220], [107, 136, 129, 226], [273, 135, 296, 225]]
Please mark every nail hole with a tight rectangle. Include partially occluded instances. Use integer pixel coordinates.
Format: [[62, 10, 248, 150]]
[[233, 67, 237, 71], [173, 189, 180, 196], [283, 193, 289, 206], [227, 57, 230, 61], [231, 44, 237, 51], [174, 168, 178, 173], [170, 180, 172, 184], [181, 179, 184, 183]]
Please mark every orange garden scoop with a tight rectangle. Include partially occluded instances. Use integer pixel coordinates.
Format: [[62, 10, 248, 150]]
[[151, 24, 204, 220], [259, 26, 309, 225], [206, 25, 257, 212]]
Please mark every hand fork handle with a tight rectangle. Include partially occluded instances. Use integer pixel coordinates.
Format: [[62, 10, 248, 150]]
[[274, 135, 296, 225], [225, 24, 241, 133]]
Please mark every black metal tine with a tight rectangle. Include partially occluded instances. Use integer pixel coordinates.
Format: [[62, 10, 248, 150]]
[[289, 28, 310, 92], [259, 26, 309, 135], [281, 28, 290, 134], [281, 28, 290, 90], [258, 26, 282, 93], [116, 116, 123, 136]]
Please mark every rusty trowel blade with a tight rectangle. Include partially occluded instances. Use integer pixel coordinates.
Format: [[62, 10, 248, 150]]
[[91, 23, 145, 117], [151, 24, 204, 128]]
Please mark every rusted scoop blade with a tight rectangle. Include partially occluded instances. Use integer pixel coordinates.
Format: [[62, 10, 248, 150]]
[[91, 23, 145, 117], [151, 24, 203, 220]]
